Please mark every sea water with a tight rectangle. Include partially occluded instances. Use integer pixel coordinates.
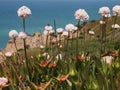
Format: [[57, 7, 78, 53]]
[[0, 0, 119, 49]]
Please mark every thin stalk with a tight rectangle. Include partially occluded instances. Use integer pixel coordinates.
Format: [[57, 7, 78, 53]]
[[22, 19, 29, 80], [13, 38, 21, 64], [113, 15, 117, 44], [76, 20, 80, 56]]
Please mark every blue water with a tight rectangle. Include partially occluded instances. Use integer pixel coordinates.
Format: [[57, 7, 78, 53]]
[[0, 0, 120, 49]]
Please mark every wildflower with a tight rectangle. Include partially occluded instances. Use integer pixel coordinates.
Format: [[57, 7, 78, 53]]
[[42, 52, 50, 59], [58, 74, 69, 82], [89, 30, 95, 35], [49, 30, 55, 36], [45, 24, 53, 31], [57, 28, 64, 34], [48, 61, 57, 68], [99, 20, 105, 24], [65, 24, 76, 32], [62, 31, 68, 37], [17, 6, 31, 19], [0, 77, 8, 87], [9, 30, 18, 39], [74, 9, 89, 21], [112, 24, 120, 29], [40, 61, 48, 67], [99, 6, 111, 17], [5, 52, 12, 57], [40, 45, 45, 49], [102, 56, 114, 65], [112, 5, 120, 16], [18, 32, 28, 39], [76, 54, 85, 61], [56, 54, 62, 60]]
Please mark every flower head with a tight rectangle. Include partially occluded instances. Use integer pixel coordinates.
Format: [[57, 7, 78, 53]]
[[18, 32, 28, 39], [5, 52, 12, 57], [74, 9, 89, 21], [17, 6, 31, 19], [44, 24, 53, 31], [89, 30, 95, 35], [99, 20, 105, 24], [49, 30, 55, 36], [9, 30, 18, 39], [99, 6, 110, 17], [58, 74, 69, 82], [62, 31, 68, 37], [40, 45, 45, 49], [102, 56, 113, 65], [0, 77, 8, 87], [57, 28, 64, 34], [112, 5, 120, 16], [65, 24, 76, 32], [112, 24, 120, 29], [56, 54, 62, 60], [42, 52, 50, 59]]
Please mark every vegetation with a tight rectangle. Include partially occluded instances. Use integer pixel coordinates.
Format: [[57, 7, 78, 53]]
[[0, 16, 120, 90]]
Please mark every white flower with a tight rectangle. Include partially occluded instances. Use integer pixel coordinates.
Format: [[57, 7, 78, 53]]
[[49, 30, 55, 35], [9, 30, 18, 39], [42, 52, 50, 59], [40, 45, 45, 49], [18, 32, 28, 39], [45, 24, 53, 31], [112, 5, 120, 16], [74, 9, 89, 21], [89, 30, 95, 35], [57, 28, 64, 34], [17, 6, 31, 19], [98, 6, 110, 17], [102, 56, 113, 65], [112, 24, 120, 29], [65, 24, 76, 32], [5, 52, 12, 57], [99, 20, 105, 24], [0, 77, 8, 86], [43, 30, 49, 36], [56, 54, 62, 60], [62, 31, 68, 37]]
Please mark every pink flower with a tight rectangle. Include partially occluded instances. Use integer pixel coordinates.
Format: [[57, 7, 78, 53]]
[[18, 32, 28, 39], [17, 6, 31, 19], [0, 77, 8, 87], [112, 5, 120, 16], [44, 24, 53, 31], [65, 24, 76, 32], [75, 9, 89, 21], [57, 28, 64, 34], [9, 30, 18, 39], [99, 6, 111, 17]]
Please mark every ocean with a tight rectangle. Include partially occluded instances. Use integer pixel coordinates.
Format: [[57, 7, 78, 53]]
[[0, 0, 120, 49]]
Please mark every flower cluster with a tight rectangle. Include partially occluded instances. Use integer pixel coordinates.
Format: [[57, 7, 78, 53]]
[[99, 6, 111, 17], [18, 32, 28, 39], [65, 24, 77, 32], [112, 24, 120, 29], [74, 9, 89, 21], [112, 5, 120, 16], [44, 24, 54, 35], [9, 30, 18, 39], [0, 77, 8, 87], [89, 30, 95, 35], [17, 6, 31, 19], [56, 28, 64, 34]]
